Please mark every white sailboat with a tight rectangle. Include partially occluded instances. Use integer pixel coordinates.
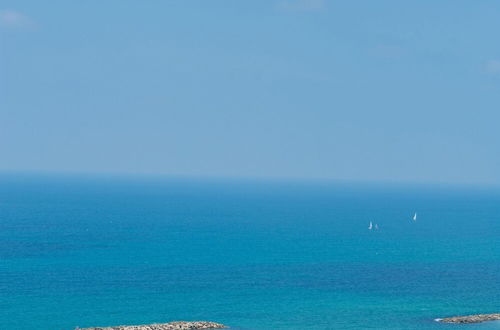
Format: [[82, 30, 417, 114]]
[[413, 212, 417, 221], [368, 221, 373, 230]]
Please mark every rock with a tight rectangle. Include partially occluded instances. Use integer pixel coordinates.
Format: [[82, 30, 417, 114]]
[[79, 321, 227, 330], [437, 313, 500, 324]]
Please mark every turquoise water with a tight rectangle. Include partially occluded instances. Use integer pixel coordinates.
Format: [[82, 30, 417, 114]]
[[1, 174, 499, 329]]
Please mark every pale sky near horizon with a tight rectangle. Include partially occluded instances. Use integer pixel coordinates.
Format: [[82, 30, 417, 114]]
[[1, 0, 500, 185]]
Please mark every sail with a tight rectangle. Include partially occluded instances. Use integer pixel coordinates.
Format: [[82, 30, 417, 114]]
[[413, 213, 417, 221], [368, 221, 373, 230]]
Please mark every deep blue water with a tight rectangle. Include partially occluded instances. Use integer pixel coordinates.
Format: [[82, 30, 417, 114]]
[[1, 174, 499, 329]]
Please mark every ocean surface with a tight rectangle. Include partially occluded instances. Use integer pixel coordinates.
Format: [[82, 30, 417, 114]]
[[1, 174, 499, 330]]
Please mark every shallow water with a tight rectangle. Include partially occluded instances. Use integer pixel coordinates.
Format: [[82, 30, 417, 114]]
[[1, 174, 499, 329]]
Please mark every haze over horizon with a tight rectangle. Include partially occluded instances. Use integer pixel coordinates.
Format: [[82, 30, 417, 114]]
[[2, 0, 500, 185]]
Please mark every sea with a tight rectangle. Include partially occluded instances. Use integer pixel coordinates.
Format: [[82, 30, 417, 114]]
[[1, 173, 499, 330]]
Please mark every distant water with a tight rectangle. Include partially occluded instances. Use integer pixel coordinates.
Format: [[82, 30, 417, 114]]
[[1, 174, 499, 330]]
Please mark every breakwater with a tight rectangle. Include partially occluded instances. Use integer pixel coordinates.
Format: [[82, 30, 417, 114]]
[[80, 321, 227, 329], [437, 313, 500, 324]]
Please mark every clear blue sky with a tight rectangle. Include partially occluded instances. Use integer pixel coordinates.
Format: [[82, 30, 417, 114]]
[[1, 0, 500, 184]]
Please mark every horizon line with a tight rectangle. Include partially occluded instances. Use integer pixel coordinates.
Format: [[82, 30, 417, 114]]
[[1, 169, 499, 189]]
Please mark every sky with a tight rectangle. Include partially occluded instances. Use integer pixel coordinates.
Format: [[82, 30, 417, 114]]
[[1, 0, 500, 185]]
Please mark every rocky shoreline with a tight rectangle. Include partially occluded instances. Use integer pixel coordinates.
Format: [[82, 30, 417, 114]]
[[436, 313, 500, 324], [79, 321, 227, 329]]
